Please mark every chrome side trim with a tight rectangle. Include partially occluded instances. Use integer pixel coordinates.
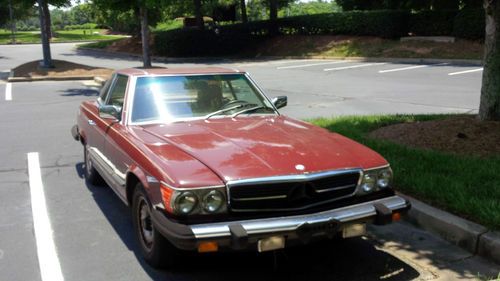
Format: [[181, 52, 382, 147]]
[[89, 147, 126, 183], [190, 195, 408, 239]]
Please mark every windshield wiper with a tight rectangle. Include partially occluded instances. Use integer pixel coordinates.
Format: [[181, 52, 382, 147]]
[[204, 104, 251, 120], [231, 106, 273, 118]]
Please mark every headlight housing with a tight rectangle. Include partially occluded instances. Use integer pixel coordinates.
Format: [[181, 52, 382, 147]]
[[202, 190, 225, 213], [357, 166, 393, 195], [174, 192, 198, 214], [160, 184, 227, 215]]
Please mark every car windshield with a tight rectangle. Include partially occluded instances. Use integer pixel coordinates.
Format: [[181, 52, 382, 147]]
[[131, 74, 276, 123]]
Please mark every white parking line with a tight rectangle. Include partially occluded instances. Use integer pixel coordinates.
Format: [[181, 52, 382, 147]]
[[277, 61, 348, 69], [379, 65, 429, 73], [448, 68, 483, 76], [27, 152, 64, 281], [324, 63, 386, 72], [379, 63, 449, 73], [5, 83, 12, 101], [238, 59, 311, 67]]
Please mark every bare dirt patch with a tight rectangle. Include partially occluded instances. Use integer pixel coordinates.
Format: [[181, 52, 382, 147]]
[[12, 60, 113, 79], [251, 35, 483, 60], [369, 116, 500, 157], [105, 36, 145, 55]]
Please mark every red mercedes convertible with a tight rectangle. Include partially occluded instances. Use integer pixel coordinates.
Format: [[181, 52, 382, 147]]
[[71, 67, 409, 268]]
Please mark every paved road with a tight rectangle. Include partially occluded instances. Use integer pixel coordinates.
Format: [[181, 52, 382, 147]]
[[0, 43, 483, 119], [0, 45, 498, 281]]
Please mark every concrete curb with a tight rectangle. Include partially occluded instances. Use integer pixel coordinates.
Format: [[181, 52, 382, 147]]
[[400, 193, 500, 265], [93, 76, 107, 86], [77, 46, 483, 66], [8, 75, 96, 82]]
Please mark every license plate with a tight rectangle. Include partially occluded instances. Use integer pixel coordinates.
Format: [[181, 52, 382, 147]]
[[342, 223, 366, 238]]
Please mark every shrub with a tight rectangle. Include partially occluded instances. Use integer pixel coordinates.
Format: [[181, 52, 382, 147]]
[[63, 23, 98, 30], [453, 8, 484, 40], [409, 10, 457, 36], [278, 10, 409, 38]]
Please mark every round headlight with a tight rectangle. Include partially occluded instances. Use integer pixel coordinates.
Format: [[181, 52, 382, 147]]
[[377, 169, 392, 188], [362, 173, 376, 193], [203, 190, 225, 213], [175, 192, 198, 214]]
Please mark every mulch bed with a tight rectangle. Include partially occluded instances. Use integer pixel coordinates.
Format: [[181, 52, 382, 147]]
[[12, 60, 113, 79], [369, 115, 500, 157]]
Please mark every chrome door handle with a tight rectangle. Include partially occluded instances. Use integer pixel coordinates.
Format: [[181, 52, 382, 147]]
[[88, 120, 96, 126]]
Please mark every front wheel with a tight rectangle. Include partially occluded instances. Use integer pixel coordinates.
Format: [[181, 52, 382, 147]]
[[132, 185, 177, 268]]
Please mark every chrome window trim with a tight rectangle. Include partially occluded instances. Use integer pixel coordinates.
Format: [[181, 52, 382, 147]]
[[126, 73, 279, 126]]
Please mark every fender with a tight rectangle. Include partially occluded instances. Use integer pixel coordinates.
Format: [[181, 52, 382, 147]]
[[126, 164, 165, 208]]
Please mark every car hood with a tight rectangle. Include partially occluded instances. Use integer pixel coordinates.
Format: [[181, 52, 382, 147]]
[[140, 116, 387, 182]]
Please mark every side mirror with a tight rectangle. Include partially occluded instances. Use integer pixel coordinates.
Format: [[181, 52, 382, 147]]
[[99, 105, 122, 120], [272, 96, 287, 109]]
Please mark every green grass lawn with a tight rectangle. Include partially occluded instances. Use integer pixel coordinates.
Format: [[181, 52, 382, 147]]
[[311, 115, 500, 230], [77, 38, 124, 49], [0, 29, 125, 44]]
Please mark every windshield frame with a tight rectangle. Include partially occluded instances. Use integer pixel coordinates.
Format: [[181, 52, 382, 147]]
[[125, 72, 280, 126]]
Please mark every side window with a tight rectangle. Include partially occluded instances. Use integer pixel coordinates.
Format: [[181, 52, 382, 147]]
[[98, 77, 113, 104], [107, 75, 129, 108]]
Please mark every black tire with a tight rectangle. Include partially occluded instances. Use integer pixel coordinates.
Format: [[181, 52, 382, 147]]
[[83, 144, 102, 185], [132, 184, 177, 268]]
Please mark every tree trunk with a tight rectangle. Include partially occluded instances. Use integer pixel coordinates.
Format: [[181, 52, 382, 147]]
[[240, 0, 248, 23], [8, 0, 16, 44], [269, 0, 278, 35], [193, 0, 204, 30], [37, 0, 53, 68], [479, 0, 500, 121], [42, 0, 52, 39], [140, 6, 151, 68], [269, 0, 278, 21]]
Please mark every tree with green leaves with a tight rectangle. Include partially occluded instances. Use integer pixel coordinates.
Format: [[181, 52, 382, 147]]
[[480, 0, 500, 120], [91, 0, 164, 68]]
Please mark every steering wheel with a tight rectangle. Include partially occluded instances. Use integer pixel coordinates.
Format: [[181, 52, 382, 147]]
[[220, 99, 250, 109]]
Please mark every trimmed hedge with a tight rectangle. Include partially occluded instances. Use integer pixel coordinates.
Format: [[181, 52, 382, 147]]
[[409, 10, 457, 36], [453, 8, 485, 40], [154, 9, 485, 57], [278, 10, 409, 38], [155, 28, 264, 57]]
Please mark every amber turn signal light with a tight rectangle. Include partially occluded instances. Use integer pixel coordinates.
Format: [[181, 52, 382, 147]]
[[392, 212, 402, 222], [198, 241, 218, 253]]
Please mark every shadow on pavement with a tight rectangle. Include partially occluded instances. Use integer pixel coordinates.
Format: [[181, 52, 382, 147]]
[[60, 88, 99, 97], [79, 161, 420, 281]]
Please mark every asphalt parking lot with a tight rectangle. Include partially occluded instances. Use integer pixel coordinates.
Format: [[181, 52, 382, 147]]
[[1, 43, 483, 119], [0, 44, 499, 281]]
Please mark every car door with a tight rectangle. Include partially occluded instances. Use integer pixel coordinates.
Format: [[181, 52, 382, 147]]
[[81, 75, 114, 164], [101, 74, 130, 201]]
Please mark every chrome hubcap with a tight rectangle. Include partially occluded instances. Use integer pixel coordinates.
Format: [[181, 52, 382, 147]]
[[138, 198, 154, 248]]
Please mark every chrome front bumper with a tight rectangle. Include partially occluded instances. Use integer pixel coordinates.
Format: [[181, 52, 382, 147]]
[[190, 195, 409, 239]]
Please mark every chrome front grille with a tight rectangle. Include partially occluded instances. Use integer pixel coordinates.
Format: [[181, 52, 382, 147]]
[[228, 170, 361, 212]]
